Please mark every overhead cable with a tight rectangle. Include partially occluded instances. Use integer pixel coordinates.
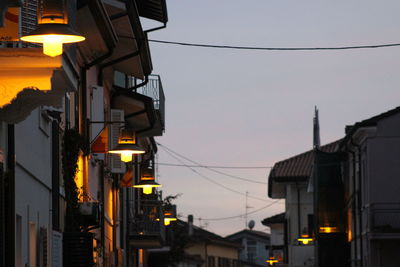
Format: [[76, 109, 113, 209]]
[[158, 162, 272, 169], [118, 35, 400, 51], [160, 146, 271, 203], [157, 143, 268, 185], [193, 200, 283, 221]]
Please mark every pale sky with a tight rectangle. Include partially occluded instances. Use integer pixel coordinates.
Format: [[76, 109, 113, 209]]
[[145, 0, 400, 236]]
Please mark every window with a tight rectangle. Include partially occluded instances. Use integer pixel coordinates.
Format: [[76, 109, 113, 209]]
[[247, 239, 257, 262], [218, 257, 231, 267], [208, 256, 215, 267]]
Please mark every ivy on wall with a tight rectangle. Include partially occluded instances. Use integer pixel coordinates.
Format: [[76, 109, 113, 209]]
[[62, 128, 84, 232]]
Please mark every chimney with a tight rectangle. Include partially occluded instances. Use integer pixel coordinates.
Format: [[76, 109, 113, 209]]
[[188, 214, 193, 236]]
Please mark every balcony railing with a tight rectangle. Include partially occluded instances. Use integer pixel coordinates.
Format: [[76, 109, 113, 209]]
[[368, 203, 400, 233], [128, 197, 165, 248], [135, 74, 165, 129]]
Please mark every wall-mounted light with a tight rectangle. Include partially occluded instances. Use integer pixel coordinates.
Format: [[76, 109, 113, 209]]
[[133, 164, 161, 194], [266, 257, 279, 266], [162, 205, 177, 226], [20, 0, 85, 57], [108, 127, 145, 162], [297, 234, 313, 245], [319, 226, 338, 234]]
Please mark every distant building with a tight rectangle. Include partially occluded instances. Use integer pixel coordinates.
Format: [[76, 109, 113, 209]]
[[226, 229, 270, 266], [149, 218, 241, 267], [262, 213, 286, 265], [340, 107, 400, 267], [265, 106, 400, 267]]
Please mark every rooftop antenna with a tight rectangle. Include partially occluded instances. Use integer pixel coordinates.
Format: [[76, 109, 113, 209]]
[[245, 191, 253, 228], [313, 106, 321, 149]]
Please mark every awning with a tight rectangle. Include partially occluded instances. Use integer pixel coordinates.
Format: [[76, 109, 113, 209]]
[[77, 0, 118, 65], [102, 0, 152, 79], [0, 48, 78, 123]]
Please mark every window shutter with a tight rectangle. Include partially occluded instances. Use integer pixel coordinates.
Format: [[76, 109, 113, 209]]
[[109, 109, 125, 173], [52, 231, 62, 267], [21, 0, 38, 40]]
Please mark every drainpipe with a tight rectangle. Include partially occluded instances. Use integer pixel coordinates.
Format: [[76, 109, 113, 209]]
[[350, 138, 363, 267], [98, 49, 141, 87], [129, 76, 148, 92], [99, 161, 105, 265], [5, 124, 15, 267], [204, 240, 208, 267], [348, 149, 358, 266], [296, 183, 301, 238], [145, 23, 166, 34]]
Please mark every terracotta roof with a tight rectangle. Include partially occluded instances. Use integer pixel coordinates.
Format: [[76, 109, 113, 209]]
[[270, 141, 340, 179], [261, 213, 285, 226], [268, 140, 341, 198]]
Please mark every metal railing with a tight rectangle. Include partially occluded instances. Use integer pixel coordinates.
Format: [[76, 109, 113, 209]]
[[368, 203, 400, 233], [135, 74, 165, 127], [129, 220, 162, 235]]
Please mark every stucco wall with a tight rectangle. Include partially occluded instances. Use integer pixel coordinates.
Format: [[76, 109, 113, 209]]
[[15, 109, 52, 267]]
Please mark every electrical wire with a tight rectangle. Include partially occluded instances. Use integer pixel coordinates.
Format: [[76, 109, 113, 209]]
[[191, 200, 283, 221], [160, 146, 271, 203], [118, 35, 400, 51], [157, 143, 268, 185], [158, 162, 272, 169]]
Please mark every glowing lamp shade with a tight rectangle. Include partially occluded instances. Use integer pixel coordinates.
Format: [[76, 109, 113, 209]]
[[298, 234, 313, 245], [162, 205, 177, 226], [163, 217, 177, 226], [108, 143, 146, 162], [21, 23, 85, 57], [133, 179, 161, 195], [266, 257, 279, 266], [319, 226, 338, 234]]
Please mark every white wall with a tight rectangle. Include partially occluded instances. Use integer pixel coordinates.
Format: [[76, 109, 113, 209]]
[[285, 183, 314, 267], [15, 108, 53, 267], [270, 224, 284, 246]]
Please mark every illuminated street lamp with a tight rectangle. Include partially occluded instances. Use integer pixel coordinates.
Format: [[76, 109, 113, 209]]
[[20, 0, 85, 56], [108, 127, 145, 162], [162, 205, 177, 226], [319, 226, 338, 234], [266, 256, 279, 266], [297, 234, 313, 245], [133, 165, 161, 194]]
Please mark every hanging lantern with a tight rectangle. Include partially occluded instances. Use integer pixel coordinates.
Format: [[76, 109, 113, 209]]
[[319, 226, 338, 234], [162, 205, 177, 226], [133, 163, 161, 194], [20, 0, 85, 57], [266, 256, 279, 266], [297, 234, 313, 245], [108, 127, 145, 162]]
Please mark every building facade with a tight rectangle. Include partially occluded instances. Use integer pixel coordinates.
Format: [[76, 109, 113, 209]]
[[0, 0, 169, 266], [226, 229, 270, 266]]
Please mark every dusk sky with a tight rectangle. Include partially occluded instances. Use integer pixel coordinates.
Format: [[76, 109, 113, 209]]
[[145, 0, 400, 236]]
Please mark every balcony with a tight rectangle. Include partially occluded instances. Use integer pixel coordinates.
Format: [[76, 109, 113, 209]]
[[128, 198, 165, 248], [111, 74, 165, 137], [136, 75, 165, 137], [367, 203, 400, 238]]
